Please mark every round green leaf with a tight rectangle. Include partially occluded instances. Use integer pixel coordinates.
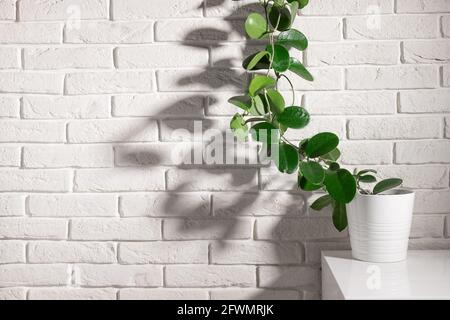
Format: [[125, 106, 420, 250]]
[[266, 89, 285, 114], [269, 5, 291, 31], [230, 113, 249, 141], [305, 132, 339, 158], [289, 57, 314, 81], [288, 0, 309, 9], [278, 29, 308, 51], [357, 169, 377, 177], [249, 94, 269, 116], [276, 106, 310, 129], [298, 176, 322, 191], [321, 148, 341, 162], [300, 161, 325, 184], [332, 201, 348, 232], [251, 122, 279, 143], [249, 75, 276, 97], [310, 195, 332, 211], [359, 175, 377, 183], [228, 95, 252, 112], [266, 44, 290, 72], [275, 142, 299, 174], [288, 1, 299, 25], [328, 162, 340, 171], [243, 51, 271, 71], [245, 13, 268, 39], [324, 169, 357, 204], [373, 178, 403, 195]]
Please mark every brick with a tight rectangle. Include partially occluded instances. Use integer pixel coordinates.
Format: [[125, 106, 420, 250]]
[[0, 96, 20, 118], [444, 65, 450, 86], [0, 241, 25, 263], [112, 0, 203, 19], [64, 22, 153, 44], [348, 117, 441, 139], [307, 42, 398, 66], [339, 141, 393, 165], [210, 44, 262, 68], [397, 0, 450, 13], [0, 146, 20, 167], [283, 117, 346, 141], [74, 265, 162, 287], [210, 289, 300, 300], [376, 165, 448, 189], [23, 145, 113, 168], [19, 0, 108, 20], [443, 16, 450, 37], [0, 47, 19, 69], [167, 169, 258, 191], [213, 193, 305, 217], [303, 0, 393, 15], [400, 89, 450, 113], [210, 241, 303, 264], [112, 94, 204, 118], [447, 117, 450, 138], [304, 91, 396, 115], [24, 47, 113, 69], [0, 264, 69, 287], [446, 216, 450, 238], [279, 68, 343, 91], [0, 23, 62, 43], [0, 0, 15, 20], [160, 118, 229, 142], [120, 193, 210, 217], [28, 242, 116, 263], [22, 95, 110, 119], [396, 140, 450, 164], [291, 18, 341, 42], [204, 0, 260, 18], [74, 168, 164, 192], [163, 218, 253, 240], [207, 92, 262, 116], [260, 166, 299, 191], [0, 288, 26, 300], [0, 72, 63, 94], [304, 241, 351, 264], [0, 121, 65, 142], [29, 194, 117, 217], [0, 195, 24, 217], [119, 242, 208, 264], [68, 119, 158, 143], [403, 40, 450, 64], [258, 266, 319, 288], [70, 218, 161, 241], [410, 215, 444, 238], [414, 190, 450, 214], [0, 170, 70, 192], [256, 217, 347, 240], [29, 288, 116, 300], [165, 265, 255, 288], [65, 72, 153, 94], [345, 15, 438, 39], [0, 218, 67, 239], [119, 289, 208, 300], [347, 66, 438, 90]]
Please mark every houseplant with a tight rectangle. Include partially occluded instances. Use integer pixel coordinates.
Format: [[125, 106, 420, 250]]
[[228, 0, 415, 262]]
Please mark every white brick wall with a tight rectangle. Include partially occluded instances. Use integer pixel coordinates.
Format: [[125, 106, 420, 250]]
[[0, 0, 448, 300]]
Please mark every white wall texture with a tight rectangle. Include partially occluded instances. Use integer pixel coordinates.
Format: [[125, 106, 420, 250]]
[[0, 0, 449, 300]]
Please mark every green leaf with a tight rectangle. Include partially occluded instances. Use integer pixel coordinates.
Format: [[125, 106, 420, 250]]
[[324, 169, 357, 204], [287, 0, 309, 9], [298, 176, 322, 191], [321, 148, 341, 162], [243, 51, 271, 71], [328, 162, 340, 171], [359, 175, 377, 183], [300, 161, 325, 184], [276, 106, 310, 129], [251, 122, 279, 143], [228, 95, 252, 112], [248, 75, 276, 97], [266, 89, 285, 114], [305, 132, 339, 158], [332, 201, 348, 232], [357, 169, 377, 177], [269, 5, 291, 31], [277, 29, 308, 51], [275, 142, 299, 174], [230, 113, 248, 141], [373, 178, 403, 195], [289, 57, 314, 81], [266, 44, 290, 73], [288, 1, 299, 25], [274, 0, 285, 6], [310, 195, 332, 211], [245, 13, 268, 39]]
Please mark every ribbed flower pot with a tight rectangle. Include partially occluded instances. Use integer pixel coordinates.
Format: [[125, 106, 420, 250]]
[[347, 190, 415, 263]]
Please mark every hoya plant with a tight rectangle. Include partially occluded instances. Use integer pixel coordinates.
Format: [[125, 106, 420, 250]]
[[228, 0, 403, 231]]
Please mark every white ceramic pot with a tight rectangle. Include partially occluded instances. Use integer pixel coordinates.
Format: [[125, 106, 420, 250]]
[[347, 190, 415, 263]]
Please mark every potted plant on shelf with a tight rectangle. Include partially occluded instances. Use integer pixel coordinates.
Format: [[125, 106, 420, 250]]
[[228, 0, 415, 263]]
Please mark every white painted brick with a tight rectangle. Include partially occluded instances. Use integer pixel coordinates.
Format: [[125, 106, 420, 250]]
[[396, 140, 450, 164], [24, 47, 113, 70], [376, 165, 448, 189], [119, 289, 208, 300], [347, 66, 438, 90], [163, 218, 253, 240], [397, 0, 450, 13], [260, 166, 298, 191], [28, 242, 116, 263], [304, 241, 351, 264], [279, 68, 343, 91], [283, 116, 346, 141], [400, 89, 450, 113], [29, 194, 117, 217], [291, 17, 342, 41], [414, 190, 450, 214], [307, 42, 398, 66], [204, 0, 260, 18], [64, 22, 153, 44], [446, 117, 450, 138], [0, 96, 20, 118], [443, 16, 450, 37], [302, 0, 393, 15], [119, 242, 208, 264], [304, 91, 396, 115], [213, 193, 305, 217], [71, 218, 161, 241], [345, 15, 438, 39], [0, 47, 19, 69], [0, 120, 65, 142], [446, 216, 450, 237], [65, 71, 153, 94], [210, 289, 300, 300], [348, 117, 442, 139], [410, 215, 444, 238], [258, 266, 319, 288], [339, 141, 392, 165], [403, 40, 450, 64], [444, 65, 450, 87], [0, 241, 25, 263], [0, 146, 20, 167], [0, 23, 62, 43], [0, 170, 70, 192], [0, 0, 15, 20], [74, 168, 164, 192], [0, 288, 26, 300], [210, 44, 261, 68], [0, 72, 63, 94], [75, 265, 163, 287], [22, 95, 110, 119], [112, 94, 204, 118], [29, 288, 116, 300], [0, 218, 67, 239], [120, 193, 210, 217], [0, 264, 69, 287], [167, 168, 258, 191], [0, 195, 24, 217], [409, 239, 450, 250], [210, 241, 303, 264], [165, 265, 255, 288], [19, 0, 108, 20], [256, 217, 347, 240], [160, 118, 229, 142], [116, 45, 208, 68], [112, 0, 203, 19], [68, 119, 158, 143], [206, 92, 262, 116]]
